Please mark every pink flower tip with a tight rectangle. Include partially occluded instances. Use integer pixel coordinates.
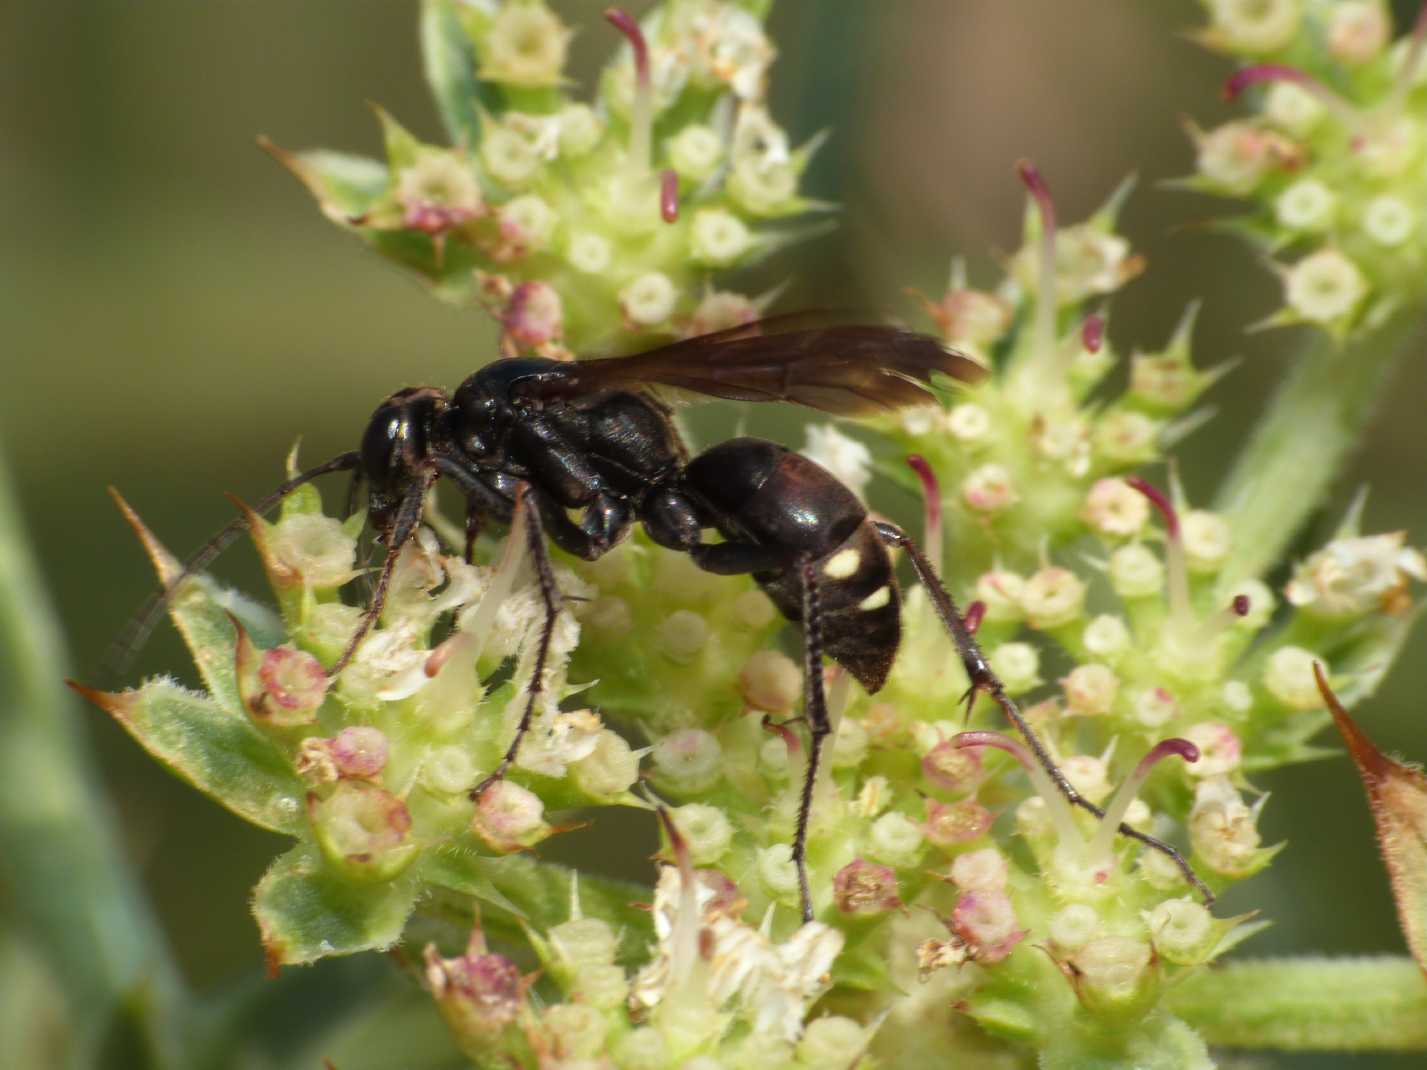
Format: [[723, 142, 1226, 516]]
[[1222, 64, 1314, 102], [660, 168, 679, 223], [604, 8, 648, 86], [1082, 314, 1104, 354], [963, 600, 987, 636], [1124, 477, 1180, 540], [1231, 593, 1251, 617]]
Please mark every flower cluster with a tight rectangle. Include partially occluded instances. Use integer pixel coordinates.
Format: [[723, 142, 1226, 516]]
[[266, 0, 822, 354], [1189, 0, 1427, 336], [78, 3, 1427, 1067]]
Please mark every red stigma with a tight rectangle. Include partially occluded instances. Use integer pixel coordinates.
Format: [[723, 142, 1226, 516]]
[[1015, 158, 1057, 234], [1124, 477, 1180, 541], [1081, 314, 1104, 353], [604, 8, 649, 89], [1127, 736, 1200, 785], [1222, 64, 1316, 101], [963, 601, 987, 636], [906, 454, 943, 530], [660, 168, 679, 223], [1231, 593, 1251, 617]]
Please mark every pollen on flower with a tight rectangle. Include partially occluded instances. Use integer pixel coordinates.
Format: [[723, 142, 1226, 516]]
[[802, 424, 872, 501], [945, 401, 993, 442], [686, 289, 760, 337], [1070, 936, 1153, 1010], [830, 717, 869, 768], [1182, 722, 1242, 777], [556, 103, 603, 156], [424, 939, 523, 1039], [1061, 753, 1112, 805]]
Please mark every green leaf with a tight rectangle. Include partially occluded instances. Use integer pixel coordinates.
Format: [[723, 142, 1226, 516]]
[[1167, 956, 1427, 1050], [71, 678, 304, 836], [422, 848, 653, 963], [109, 489, 256, 716], [260, 137, 390, 225], [421, 0, 487, 149], [254, 844, 421, 969]]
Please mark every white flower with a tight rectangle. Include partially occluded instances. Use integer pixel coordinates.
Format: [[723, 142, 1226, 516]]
[[1284, 532, 1427, 617], [630, 867, 843, 1043], [1327, 1, 1390, 65], [801, 424, 872, 500], [1284, 250, 1368, 325], [690, 208, 753, 266], [1274, 179, 1335, 233], [667, 124, 724, 181], [565, 231, 613, 274], [621, 272, 679, 326], [1082, 478, 1150, 537], [1263, 646, 1323, 710], [1204, 0, 1301, 53], [1362, 195, 1416, 247], [478, 1, 572, 87], [1264, 82, 1323, 136]]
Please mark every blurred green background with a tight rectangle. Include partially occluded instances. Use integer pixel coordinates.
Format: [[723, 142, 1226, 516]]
[[3, 2, 1425, 1066]]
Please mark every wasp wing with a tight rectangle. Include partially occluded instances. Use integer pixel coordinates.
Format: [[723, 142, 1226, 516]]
[[536, 319, 984, 416]]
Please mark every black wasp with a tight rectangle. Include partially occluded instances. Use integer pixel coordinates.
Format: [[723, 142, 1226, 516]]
[[122, 316, 1209, 920]]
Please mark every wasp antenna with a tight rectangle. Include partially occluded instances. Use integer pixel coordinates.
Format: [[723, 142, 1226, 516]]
[[102, 450, 362, 682]]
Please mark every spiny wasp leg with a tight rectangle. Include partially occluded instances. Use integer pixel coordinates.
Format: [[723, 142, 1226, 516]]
[[792, 555, 833, 924], [470, 485, 564, 801], [871, 520, 1213, 905]]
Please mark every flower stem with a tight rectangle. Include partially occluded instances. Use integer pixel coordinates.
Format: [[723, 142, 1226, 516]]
[[1214, 311, 1425, 593], [1167, 956, 1427, 1050], [0, 452, 185, 1063]]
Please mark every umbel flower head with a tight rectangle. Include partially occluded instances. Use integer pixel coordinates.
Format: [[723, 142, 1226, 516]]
[[72, 3, 1427, 1067], [1188, 0, 1427, 337], [262, 0, 824, 354]]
